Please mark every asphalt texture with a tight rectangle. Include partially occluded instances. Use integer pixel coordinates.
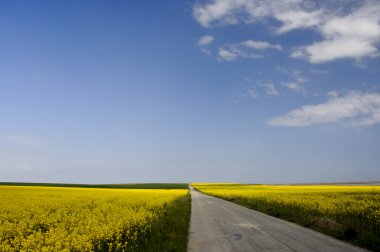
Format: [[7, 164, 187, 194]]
[[188, 186, 365, 252]]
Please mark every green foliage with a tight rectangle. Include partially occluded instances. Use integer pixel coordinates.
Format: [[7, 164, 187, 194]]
[[0, 182, 189, 189]]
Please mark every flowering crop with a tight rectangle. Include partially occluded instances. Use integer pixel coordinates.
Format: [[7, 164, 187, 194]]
[[0, 186, 190, 251], [192, 183, 380, 251]]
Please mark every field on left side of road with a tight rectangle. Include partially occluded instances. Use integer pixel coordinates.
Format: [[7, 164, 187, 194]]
[[0, 185, 190, 252]]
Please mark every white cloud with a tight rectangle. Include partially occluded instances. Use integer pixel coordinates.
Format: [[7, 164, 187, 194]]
[[218, 47, 240, 61], [193, 0, 243, 27], [218, 46, 261, 61], [276, 68, 309, 95], [275, 10, 324, 34], [283, 81, 305, 93], [283, 70, 309, 94], [218, 39, 281, 61], [198, 35, 214, 46], [194, 0, 380, 63], [292, 24, 380, 63], [241, 40, 282, 50], [289, 2, 380, 63], [193, 0, 304, 28], [262, 83, 279, 96], [245, 80, 279, 98], [268, 91, 380, 127], [193, 0, 325, 31]]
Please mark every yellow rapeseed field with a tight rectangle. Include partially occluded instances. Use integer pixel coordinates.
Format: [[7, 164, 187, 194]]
[[0, 186, 189, 252], [192, 183, 380, 251]]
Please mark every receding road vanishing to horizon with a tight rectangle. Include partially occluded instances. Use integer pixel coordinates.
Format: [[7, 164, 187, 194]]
[[188, 187, 365, 252], [1, 0, 380, 250]]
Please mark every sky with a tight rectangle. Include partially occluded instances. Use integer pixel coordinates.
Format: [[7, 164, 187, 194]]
[[0, 0, 379, 184]]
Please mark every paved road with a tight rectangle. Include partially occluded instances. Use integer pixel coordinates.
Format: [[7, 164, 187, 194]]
[[188, 187, 365, 252]]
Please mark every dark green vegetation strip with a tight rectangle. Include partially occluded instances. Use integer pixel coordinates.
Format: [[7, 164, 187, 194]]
[[0, 182, 188, 189]]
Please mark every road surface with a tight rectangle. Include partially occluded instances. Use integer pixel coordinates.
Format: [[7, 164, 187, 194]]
[[188, 187, 365, 252]]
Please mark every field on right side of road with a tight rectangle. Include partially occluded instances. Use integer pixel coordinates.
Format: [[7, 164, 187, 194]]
[[192, 183, 380, 251]]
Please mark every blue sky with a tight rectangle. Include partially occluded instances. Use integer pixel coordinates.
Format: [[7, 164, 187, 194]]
[[1, 0, 379, 183]]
